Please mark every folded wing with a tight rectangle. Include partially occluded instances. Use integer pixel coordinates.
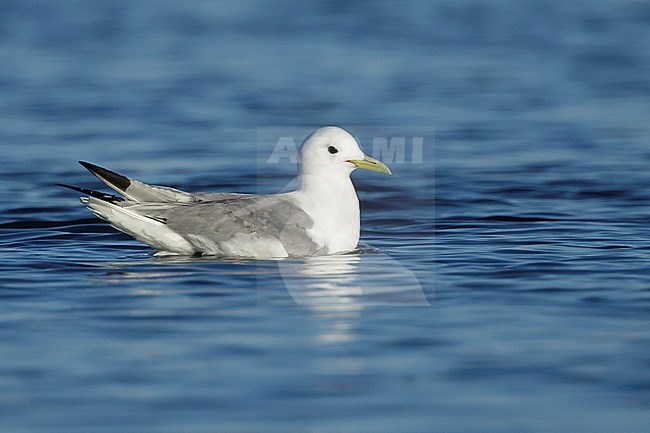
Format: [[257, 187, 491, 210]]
[[67, 162, 322, 257]]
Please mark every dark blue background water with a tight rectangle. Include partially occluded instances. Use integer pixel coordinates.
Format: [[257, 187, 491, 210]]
[[1, 1, 649, 432]]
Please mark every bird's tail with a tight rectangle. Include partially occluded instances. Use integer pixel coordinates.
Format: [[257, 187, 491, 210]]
[[82, 196, 194, 254]]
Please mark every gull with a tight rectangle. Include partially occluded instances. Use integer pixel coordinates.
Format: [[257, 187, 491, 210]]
[[59, 126, 391, 258]]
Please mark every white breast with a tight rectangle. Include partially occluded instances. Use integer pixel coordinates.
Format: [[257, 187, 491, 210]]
[[288, 176, 361, 254]]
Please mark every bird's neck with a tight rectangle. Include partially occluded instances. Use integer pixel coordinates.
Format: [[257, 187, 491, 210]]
[[294, 173, 360, 254], [297, 173, 358, 207]]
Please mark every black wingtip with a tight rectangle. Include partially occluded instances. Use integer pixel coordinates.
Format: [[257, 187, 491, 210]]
[[78, 160, 97, 173], [79, 161, 131, 191], [56, 183, 124, 203]]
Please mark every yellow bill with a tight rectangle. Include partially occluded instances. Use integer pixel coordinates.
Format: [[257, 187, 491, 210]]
[[347, 155, 392, 175]]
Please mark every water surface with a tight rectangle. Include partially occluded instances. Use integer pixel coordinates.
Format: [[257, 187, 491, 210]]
[[1, 1, 649, 432]]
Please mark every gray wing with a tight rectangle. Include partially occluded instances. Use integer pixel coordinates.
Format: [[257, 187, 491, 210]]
[[193, 192, 250, 201], [133, 195, 324, 256]]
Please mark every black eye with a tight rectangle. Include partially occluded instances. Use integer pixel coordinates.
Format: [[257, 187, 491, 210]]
[[328, 146, 338, 154]]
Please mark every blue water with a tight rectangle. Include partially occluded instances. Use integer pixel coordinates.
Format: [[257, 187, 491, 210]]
[[1, 1, 649, 432]]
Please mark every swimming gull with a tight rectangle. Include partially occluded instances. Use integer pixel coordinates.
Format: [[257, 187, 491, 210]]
[[58, 126, 391, 258]]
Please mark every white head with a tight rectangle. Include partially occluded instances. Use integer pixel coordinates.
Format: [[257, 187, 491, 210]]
[[298, 126, 391, 179]]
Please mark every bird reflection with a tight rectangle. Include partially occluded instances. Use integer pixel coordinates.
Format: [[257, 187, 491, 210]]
[[278, 250, 430, 309], [279, 253, 363, 311]]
